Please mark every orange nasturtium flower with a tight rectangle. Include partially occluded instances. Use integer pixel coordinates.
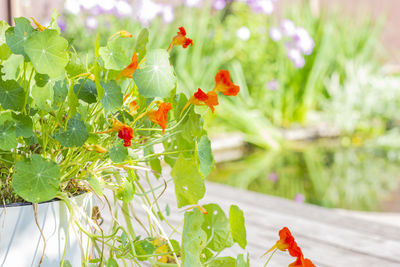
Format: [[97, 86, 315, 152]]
[[31, 17, 46, 31], [116, 51, 139, 80], [129, 100, 139, 115], [213, 70, 240, 96], [264, 227, 315, 267], [190, 88, 219, 113], [147, 102, 172, 134], [167, 27, 193, 51]]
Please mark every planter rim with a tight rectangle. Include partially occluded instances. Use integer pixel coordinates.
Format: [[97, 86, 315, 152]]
[[1, 191, 89, 208]]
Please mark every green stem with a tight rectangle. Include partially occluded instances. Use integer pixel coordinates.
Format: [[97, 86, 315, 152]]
[[121, 201, 136, 240], [264, 248, 277, 267]]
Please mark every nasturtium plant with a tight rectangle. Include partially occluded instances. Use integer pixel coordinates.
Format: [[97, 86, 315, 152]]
[[0, 15, 251, 266]]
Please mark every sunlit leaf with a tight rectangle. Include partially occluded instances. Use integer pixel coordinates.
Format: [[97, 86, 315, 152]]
[[31, 84, 53, 112], [202, 204, 234, 251], [2, 54, 23, 81], [135, 28, 149, 62], [133, 49, 176, 98], [116, 180, 135, 202], [171, 154, 205, 208], [24, 29, 68, 78], [49, 9, 61, 33], [99, 40, 130, 70], [229, 205, 247, 249], [87, 175, 104, 196], [182, 209, 207, 267], [197, 135, 214, 177], [134, 240, 156, 261], [0, 20, 9, 45], [12, 154, 60, 203], [207, 257, 236, 267], [109, 142, 128, 163]]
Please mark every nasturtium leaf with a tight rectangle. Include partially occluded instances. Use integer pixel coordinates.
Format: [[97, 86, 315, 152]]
[[87, 175, 104, 196], [53, 79, 68, 104], [2, 54, 24, 81], [133, 49, 176, 98], [24, 29, 68, 78], [134, 240, 156, 261], [0, 21, 9, 45], [12, 154, 61, 203], [0, 79, 25, 111], [31, 84, 53, 112], [182, 209, 207, 267], [202, 204, 234, 252], [62, 260, 73, 267], [34, 73, 49, 87], [12, 113, 33, 138], [67, 82, 79, 116], [55, 115, 89, 147], [197, 135, 214, 177], [0, 44, 11, 61], [229, 205, 247, 249], [171, 154, 205, 208], [5, 17, 34, 57], [0, 121, 17, 150], [101, 81, 123, 111], [74, 79, 97, 104], [106, 258, 118, 267], [99, 40, 130, 70], [49, 9, 61, 33], [116, 180, 135, 202], [207, 257, 236, 267], [65, 53, 86, 77], [135, 28, 149, 62], [181, 111, 202, 142], [109, 142, 128, 163]]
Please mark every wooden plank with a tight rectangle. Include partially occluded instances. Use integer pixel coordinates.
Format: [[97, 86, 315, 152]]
[[0, 0, 10, 24], [97, 180, 400, 266]]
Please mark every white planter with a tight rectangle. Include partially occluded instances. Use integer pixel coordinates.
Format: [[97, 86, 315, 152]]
[[0, 193, 93, 267]]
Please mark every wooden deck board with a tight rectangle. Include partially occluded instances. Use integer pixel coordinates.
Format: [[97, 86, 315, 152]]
[[98, 181, 400, 266]]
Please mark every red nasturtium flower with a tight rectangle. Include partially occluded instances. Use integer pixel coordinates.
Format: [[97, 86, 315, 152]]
[[264, 227, 315, 267], [213, 70, 240, 96], [147, 102, 172, 134], [190, 88, 219, 113], [118, 126, 134, 147], [167, 27, 193, 51], [116, 51, 139, 80], [96, 119, 134, 147]]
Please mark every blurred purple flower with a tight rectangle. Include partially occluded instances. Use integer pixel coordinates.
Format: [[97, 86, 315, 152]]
[[294, 193, 305, 203], [269, 27, 282, 41], [185, 0, 203, 7], [213, 0, 226, 10], [268, 172, 279, 182], [58, 18, 67, 33], [266, 80, 279, 90], [293, 27, 314, 55], [287, 48, 305, 68], [280, 19, 296, 37], [247, 0, 276, 14], [85, 17, 98, 30], [161, 6, 175, 23]]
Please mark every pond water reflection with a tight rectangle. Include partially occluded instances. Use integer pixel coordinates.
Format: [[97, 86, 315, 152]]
[[208, 139, 400, 211]]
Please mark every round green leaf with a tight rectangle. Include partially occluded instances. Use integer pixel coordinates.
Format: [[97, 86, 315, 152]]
[[0, 79, 25, 111], [31, 84, 53, 112], [34, 73, 50, 87], [12, 154, 60, 203], [182, 209, 207, 266], [24, 29, 68, 78], [12, 113, 34, 138], [5, 17, 34, 57], [101, 81, 123, 111], [99, 40, 130, 70], [2, 54, 24, 80], [53, 79, 68, 104], [55, 115, 89, 147], [0, 121, 17, 150], [202, 204, 234, 252], [197, 135, 214, 177], [74, 79, 97, 104], [133, 49, 176, 98], [109, 142, 128, 163]]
